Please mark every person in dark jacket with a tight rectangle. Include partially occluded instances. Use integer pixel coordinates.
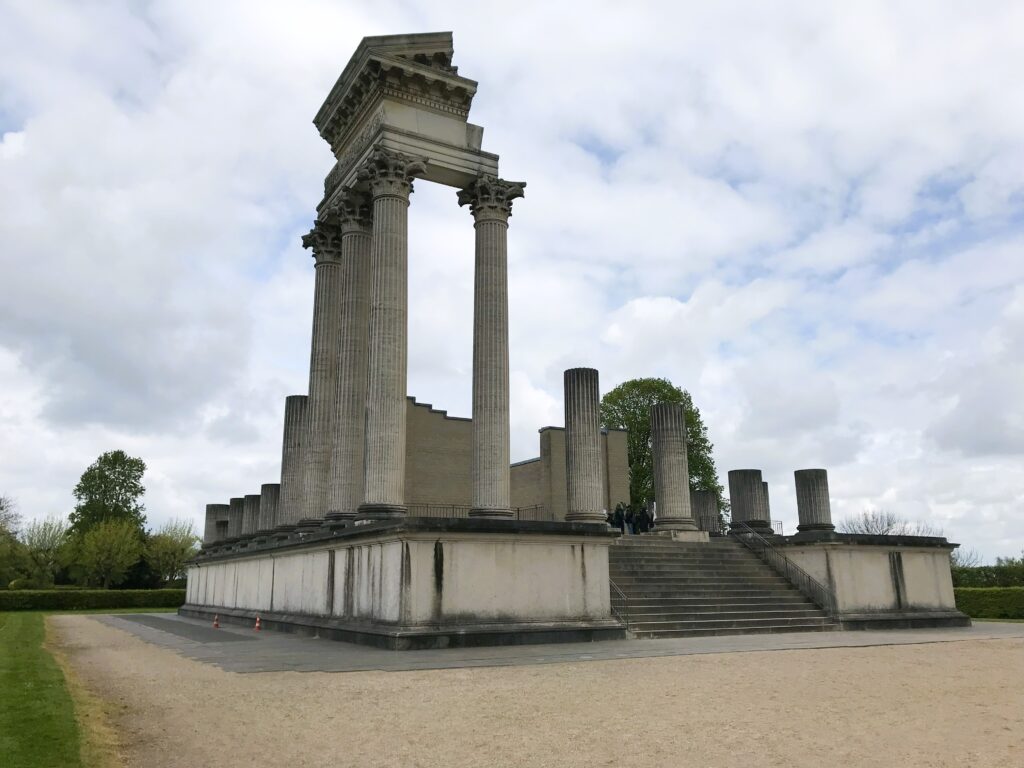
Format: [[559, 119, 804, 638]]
[[612, 503, 626, 534]]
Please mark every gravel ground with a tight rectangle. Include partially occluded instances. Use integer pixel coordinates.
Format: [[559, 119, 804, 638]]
[[50, 615, 1024, 768]]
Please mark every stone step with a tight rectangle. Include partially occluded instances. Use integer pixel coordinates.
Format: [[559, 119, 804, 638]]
[[630, 623, 836, 639], [611, 576, 790, 586], [614, 595, 815, 607], [627, 615, 833, 632], [610, 565, 774, 575], [620, 608, 827, 622]]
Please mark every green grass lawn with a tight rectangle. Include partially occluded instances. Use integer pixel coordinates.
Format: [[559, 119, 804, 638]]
[[0, 611, 82, 768], [0, 607, 178, 768]]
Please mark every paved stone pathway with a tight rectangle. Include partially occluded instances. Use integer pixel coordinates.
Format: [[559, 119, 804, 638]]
[[100, 613, 1024, 674]]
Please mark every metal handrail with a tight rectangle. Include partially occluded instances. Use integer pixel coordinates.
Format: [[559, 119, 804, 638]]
[[730, 521, 838, 618], [608, 578, 631, 631]]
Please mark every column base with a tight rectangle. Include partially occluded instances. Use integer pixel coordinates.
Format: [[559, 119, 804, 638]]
[[469, 507, 514, 519], [565, 512, 608, 524], [655, 518, 700, 532], [294, 518, 325, 536], [356, 503, 408, 522], [730, 520, 776, 536], [797, 522, 836, 532], [321, 511, 354, 531]]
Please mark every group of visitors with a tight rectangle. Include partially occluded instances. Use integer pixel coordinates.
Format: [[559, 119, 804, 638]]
[[607, 501, 655, 535]]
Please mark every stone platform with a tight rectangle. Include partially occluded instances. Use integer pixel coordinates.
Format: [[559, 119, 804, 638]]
[[183, 518, 626, 650]]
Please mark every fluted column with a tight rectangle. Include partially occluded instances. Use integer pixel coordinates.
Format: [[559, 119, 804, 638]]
[[202, 504, 218, 546], [326, 189, 373, 522], [564, 368, 605, 523], [242, 494, 261, 537], [277, 395, 308, 529], [458, 176, 526, 518], [357, 148, 426, 521], [258, 484, 280, 534], [795, 468, 835, 532], [226, 497, 244, 540], [299, 213, 345, 523], [650, 403, 698, 531], [728, 469, 773, 535], [690, 490, 720, 534]]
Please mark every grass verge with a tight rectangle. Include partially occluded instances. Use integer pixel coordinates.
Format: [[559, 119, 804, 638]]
[[0, 612, 83, 768], [0, 608, 175, 767]]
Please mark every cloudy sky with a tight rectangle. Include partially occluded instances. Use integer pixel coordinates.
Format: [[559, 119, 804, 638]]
[[1, 1, 1022, 560]]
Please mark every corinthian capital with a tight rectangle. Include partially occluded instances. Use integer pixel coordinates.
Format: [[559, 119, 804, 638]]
[[301, 214, 343, 263], [333, 187, 372, 234], [457, 175, 526, 222], [356, 148, 428, 199]]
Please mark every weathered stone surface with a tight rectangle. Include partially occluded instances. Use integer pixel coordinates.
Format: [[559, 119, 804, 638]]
[[795, 468, 835, 532], [564, 368, 605, 523], [326, 189, 373, 521], [242, 494, 261, 537], [358, 149, 426, 521], [300, 213, 345, 523], [459, 176, 526, 518], [728, 469, 773, 534], [226, 497, 244, 540], [277, 395, 308, 528], [258, 484, 280, 533], [650, 403, 699, 531], [202, 503, 229, 545], [690, 490, 720, 533]]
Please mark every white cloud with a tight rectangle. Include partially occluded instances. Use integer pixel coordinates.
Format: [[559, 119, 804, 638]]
[[0, 1, 1022, 561]]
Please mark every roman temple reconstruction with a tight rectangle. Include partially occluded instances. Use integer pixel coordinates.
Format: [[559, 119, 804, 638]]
[[183, 33, 967, 648]]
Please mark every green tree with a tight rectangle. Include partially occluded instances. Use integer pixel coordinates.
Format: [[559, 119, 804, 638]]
[[78, 519, 143, 588], [69, 450, 147, 536], [21, 517, 69, 585], [0, 494, 21, 539], [146, 519, 200, 585], [600, 377, 724, 510]]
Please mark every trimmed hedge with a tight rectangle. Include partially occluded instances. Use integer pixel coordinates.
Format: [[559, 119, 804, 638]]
[[952, 565, 1024, 588], [0, 589, 186, 611], [954, 587, 1024, 620]]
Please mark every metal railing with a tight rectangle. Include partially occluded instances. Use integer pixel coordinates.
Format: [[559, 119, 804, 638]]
[[406, 504, 548, 521], [608, 578, 631, 631], [730, 521, 838, 618]]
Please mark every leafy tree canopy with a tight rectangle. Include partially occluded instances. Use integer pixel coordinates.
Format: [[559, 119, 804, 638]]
[[146, 520, 200, 585], [69, 450, 147, 536], [77, 518, 144, 589], [0, 495, 21, 539], [600, 377, 724, 509]]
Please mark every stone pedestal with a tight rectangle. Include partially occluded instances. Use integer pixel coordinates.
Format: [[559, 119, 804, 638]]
[[326, 189, 373, 523], [649, 403, 699, 531], [257, 484, 280, 535], [795, 469, 835, 532], [690, 490, 721, 534], [459, 176, 526, 519], [357, 149, 426, 521], [226, 497, 245, 542], [300, 214, 345, 523], [564, 368, 605, 523], [728, 469, 773, 535], [276, 395, 307, 530]]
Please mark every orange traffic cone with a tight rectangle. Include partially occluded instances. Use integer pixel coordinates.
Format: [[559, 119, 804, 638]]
[[213, 614, 220, 629], [254, 616, 261, 631]]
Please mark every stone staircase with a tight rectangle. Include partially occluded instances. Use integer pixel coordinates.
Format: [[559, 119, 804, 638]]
[[609, 536, 838, 638]]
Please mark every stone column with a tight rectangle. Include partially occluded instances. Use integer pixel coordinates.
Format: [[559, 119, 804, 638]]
[[690, 490, 720, 534], [299, 212, 344, 523], [242, 494, 261, 537], [458, 176, 526, 518], [202, 504, 219, 546], [276, 395, 308, 530], [728, 470, 773, 535], [762, 481, 771, 518], [258, 484, 280, 534], [650, 403, 699, 531], [357, 148, 426, 521], [326, 189, 373, 523], [564, 368, 606, 523], [795, 469, 835, 532], [226, 497, 244, 541]]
